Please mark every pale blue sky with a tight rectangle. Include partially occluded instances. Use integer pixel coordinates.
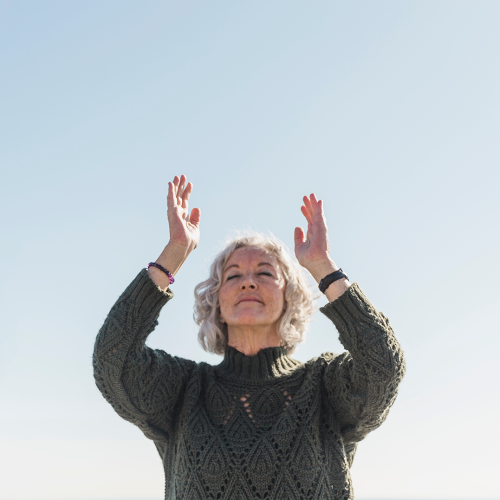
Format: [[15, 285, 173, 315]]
[[1, 1, 499, 499]]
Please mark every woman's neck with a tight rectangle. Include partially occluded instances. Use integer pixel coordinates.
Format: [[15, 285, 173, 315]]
[[227, 325, 281, 356]]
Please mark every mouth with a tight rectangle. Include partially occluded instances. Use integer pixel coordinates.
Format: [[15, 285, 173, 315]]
[[237, 298, 263, 305]]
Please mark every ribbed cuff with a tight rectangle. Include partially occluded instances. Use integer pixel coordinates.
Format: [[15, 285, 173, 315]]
[[319, 282, 380, 343], [117, 268, 174, 317]]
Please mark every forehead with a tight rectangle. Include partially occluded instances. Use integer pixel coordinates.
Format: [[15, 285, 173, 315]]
[[225, 246, 279, 268]]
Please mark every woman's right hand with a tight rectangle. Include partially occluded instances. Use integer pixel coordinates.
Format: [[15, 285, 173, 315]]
[[167, 175, 201, 252], [148, 175, 200, 289]]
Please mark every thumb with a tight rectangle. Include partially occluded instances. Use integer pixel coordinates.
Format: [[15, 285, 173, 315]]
[[189, 207, 201, 226], [294, 227, 305, 247]]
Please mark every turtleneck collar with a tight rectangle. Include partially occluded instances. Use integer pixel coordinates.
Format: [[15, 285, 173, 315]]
[[214, 344, 303, 382]]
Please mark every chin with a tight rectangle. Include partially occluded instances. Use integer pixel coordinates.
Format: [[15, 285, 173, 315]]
[[232, 314, 268, 326]]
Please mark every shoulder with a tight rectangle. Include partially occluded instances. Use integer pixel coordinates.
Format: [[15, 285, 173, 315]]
[[305, 351, 343, 366], [303, 351, 348, 374]]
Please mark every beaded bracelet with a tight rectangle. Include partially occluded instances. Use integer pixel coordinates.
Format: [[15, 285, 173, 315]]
[[147, 262, 175, 284]]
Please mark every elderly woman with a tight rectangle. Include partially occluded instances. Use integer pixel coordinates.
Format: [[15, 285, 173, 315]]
[[93, 175, 405, 500]]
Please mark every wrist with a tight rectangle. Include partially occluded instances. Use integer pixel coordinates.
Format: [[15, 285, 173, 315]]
[[307, 257, 340, 284], [148, 242, 192, 290], [324, 277, 351, 303], [167, 239, 195, 255], [307, 258, 351, 302], [159, 242, 192, 276]]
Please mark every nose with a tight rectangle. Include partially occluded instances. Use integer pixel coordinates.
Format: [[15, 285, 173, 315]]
[[240, 283, 256, 290], [239, 274, 257, 290]]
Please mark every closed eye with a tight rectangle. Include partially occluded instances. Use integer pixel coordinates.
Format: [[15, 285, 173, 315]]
[[226, 272, 272, 281]]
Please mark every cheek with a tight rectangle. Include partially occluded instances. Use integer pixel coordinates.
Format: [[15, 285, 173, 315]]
[[218, 290, 228, 313], [268, 284, 286, 315], [218, 285, 233, 315]]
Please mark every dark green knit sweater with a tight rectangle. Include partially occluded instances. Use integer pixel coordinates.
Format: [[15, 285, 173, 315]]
[[93, 269, 405, 500]]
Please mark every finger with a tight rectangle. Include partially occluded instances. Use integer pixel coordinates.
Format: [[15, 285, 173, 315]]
[[172, 176, 180, 202], [301, 205, 312, 225], [303, 196, 316, 221], [308, 193, 318, 215], [167, 182, 176, 208], [317, 199, 328, 229], [310, 193, 319, 215], [177, 174, 186, 202], [181, 182, 192, 209], [303, 195, 314, 217], [318, 199, 324, 215], [189, 207, 201, 226], [311, 196, 324, 223]]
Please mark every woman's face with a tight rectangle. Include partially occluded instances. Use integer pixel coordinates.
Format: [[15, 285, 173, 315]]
[[219, 246, 286, 330]]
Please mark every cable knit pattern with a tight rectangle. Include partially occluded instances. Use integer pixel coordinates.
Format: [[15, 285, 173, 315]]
[[93, 269, 406, 500]]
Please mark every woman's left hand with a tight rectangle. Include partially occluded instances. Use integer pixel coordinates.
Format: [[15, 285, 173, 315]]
[[294, 194, 340, 282]]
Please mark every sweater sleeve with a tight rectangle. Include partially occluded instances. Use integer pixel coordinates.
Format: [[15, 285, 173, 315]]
[[92, 268, 197, 442], [319, 282, 406, 445]]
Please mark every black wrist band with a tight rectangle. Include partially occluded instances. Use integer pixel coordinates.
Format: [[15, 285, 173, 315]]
[[318, 268, 349, 294]]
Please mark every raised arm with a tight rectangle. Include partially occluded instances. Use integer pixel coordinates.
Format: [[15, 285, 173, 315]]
[[319, 285, 405, 444], [93, 175, 201, 442], [147, 174, 201, 290], [295, 193, 406, 444], [294, 193, 351, 301]]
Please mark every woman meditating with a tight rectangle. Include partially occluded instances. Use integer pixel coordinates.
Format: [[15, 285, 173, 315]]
[[93, 174, 406, 500]]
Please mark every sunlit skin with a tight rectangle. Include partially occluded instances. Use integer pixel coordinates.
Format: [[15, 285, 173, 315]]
[[219, 246, 286, 355], [147, 174, 351, 355]]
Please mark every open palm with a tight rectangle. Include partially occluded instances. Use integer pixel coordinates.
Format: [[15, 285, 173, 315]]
[[167, 175, 201, 251], [294, 193, 331, 271]]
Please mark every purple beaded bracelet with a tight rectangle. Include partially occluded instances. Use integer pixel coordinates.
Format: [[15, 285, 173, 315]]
[[147, 262, 175, 284]]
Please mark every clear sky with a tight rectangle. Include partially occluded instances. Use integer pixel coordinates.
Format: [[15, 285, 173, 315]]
[[1, 1, 499, 499]]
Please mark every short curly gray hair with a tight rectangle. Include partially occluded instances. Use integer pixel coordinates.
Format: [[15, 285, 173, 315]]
[[193, 232, 316, 355]]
